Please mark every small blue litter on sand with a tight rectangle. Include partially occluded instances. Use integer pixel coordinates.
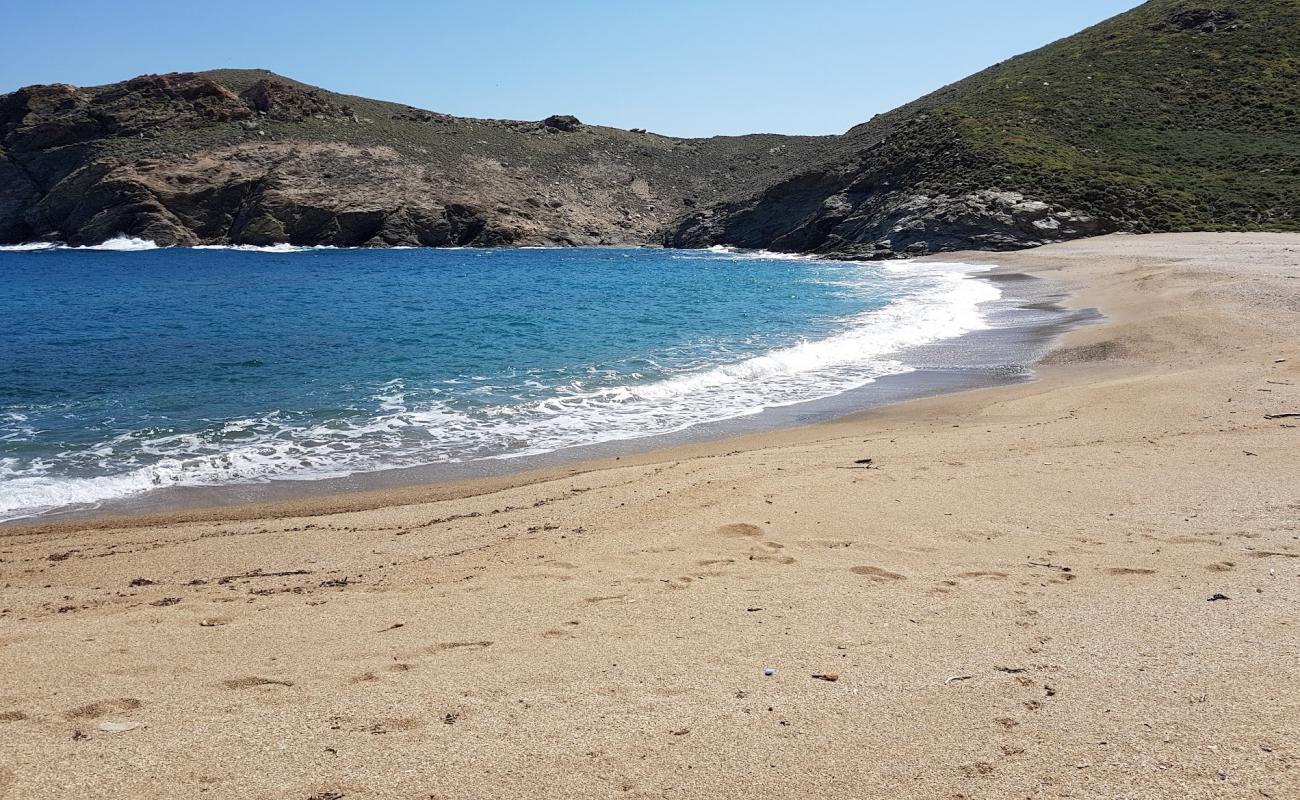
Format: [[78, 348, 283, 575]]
[[763, 668, 776, 677]]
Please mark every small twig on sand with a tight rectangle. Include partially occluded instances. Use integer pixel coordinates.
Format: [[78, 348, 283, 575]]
[[1264, 413, 1300, 420], [1028, 560, 1073, 573], [945, 675, 973, 685], [216, 569, 313, 584]]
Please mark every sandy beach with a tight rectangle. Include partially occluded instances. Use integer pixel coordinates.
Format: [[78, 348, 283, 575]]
[[1, 232, 1297, 799]]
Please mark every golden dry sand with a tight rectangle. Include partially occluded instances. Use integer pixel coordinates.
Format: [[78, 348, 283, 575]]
[[1, 233, 1297, 799]]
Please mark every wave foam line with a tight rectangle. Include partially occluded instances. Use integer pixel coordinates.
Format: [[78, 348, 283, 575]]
[[0, 261, 1000, 520], [0, 235, 160, 252], [74, 235, 160, 251], [0, 242, 62, 252], [1, 237, 342, 253], [192, 243, 340, 253]]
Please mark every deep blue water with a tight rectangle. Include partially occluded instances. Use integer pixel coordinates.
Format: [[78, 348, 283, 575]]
[[0, 241, 998, 518]]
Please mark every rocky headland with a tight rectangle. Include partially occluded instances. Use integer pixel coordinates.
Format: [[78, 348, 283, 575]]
[[1, 0, 1295, 257]]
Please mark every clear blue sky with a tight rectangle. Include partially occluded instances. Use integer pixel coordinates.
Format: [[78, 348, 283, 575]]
[[2, 0, 1144, 138]]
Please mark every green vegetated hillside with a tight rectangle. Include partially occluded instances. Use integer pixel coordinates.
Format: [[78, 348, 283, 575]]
[[946, 0, 1298, 232], [669, 0, 1300, 256], [2, 0, 1296, 254]]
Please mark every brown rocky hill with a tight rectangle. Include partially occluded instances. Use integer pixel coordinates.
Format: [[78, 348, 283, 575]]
[[0, 69, 834, 247]]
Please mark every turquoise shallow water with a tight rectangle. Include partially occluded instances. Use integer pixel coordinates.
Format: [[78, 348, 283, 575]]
[[0, 241, 999, 519]]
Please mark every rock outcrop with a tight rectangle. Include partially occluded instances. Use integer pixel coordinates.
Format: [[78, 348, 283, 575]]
[[238, 79, 350, 121], [670, 188, 1109, 258], [0, 70, 833, 248], [0, 74, 252, 149], [540, 115, 582, 132], [1152, 8, 1239, 32]]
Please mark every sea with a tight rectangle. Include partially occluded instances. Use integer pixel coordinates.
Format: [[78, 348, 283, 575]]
[[0, 237, 1090, 521]]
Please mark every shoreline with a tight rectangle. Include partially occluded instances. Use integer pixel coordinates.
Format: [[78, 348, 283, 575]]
[[3, 263, 1095, 532], [1, 232, 1297, 799]]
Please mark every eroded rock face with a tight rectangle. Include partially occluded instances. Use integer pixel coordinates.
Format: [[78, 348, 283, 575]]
[[666, 184, 1110, 260], [239, 79, 349, 121], [540, 115, 582, 132], [0, 70, 844, 249], [834, 190, 1110, 257], [0, 74, 252, 151], [46, 144, 533, 247]]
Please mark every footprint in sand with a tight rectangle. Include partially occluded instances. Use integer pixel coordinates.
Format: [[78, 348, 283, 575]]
[[513, 570, 574, 582], [717, 523, 763, 538], [958, 762, 995, 777], [0, 711, 28, 723], [796, 540, 855, 550], [1206, 562, 1236, 572], [850, 566, 906, 582], [426, 640, 493, 653], [1168, 536, 1220, 545], [220, 676, 294, 689], [355, 717, 423, 734], [63, 698, 142, 720], [746, 544, 796, 565]]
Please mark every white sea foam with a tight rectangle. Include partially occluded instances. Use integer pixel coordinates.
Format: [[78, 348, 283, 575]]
[[2, 239, 338, 254], [0, 235, 161, 252], [191, 243, 339, 253], [0, 241, 62, 252], [0, 259, 1001, 520], [73, 235, 161, 251], [680, 245, 816, 262]]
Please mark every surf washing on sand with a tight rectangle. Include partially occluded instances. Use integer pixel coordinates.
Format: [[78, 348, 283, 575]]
[[0, 242, 1013, 520]]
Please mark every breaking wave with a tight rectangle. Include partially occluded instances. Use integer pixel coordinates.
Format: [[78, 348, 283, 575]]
[[0, 253, 1000, 520], [0, 235, 160, 252], [192, 243, 340, 253], [75, 235, 161, 251], [0, 238, 337, 253], [0, 242, 63, 252]]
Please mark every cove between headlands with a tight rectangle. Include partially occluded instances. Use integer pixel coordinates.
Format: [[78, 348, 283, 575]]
[[0, 244, 1091, 523], [1, 233, 1296, 800]]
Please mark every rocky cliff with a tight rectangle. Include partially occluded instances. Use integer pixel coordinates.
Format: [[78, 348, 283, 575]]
[[0, 70, 835, 248], [1, 0, 1296, 256]]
